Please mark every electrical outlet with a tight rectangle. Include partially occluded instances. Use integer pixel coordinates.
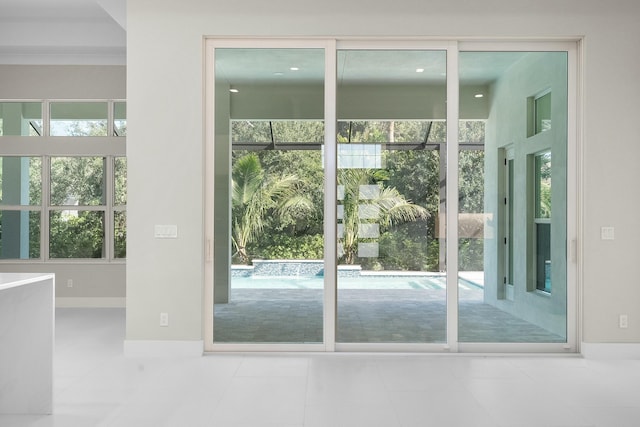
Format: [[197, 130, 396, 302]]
[[67, 279, 73, 288], [160, 312, 169, 327], [619, 314, 628, 329]]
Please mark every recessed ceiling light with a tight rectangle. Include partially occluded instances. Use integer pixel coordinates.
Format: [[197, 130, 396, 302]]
[[274, 72, 284, 76], [290, 67, 299, 71], [416, 68, 425, 73], [474, 93, 484, 98], [229, 88, 239, 93]]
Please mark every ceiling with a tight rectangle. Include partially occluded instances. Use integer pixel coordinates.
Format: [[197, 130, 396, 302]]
[[0, 0, 524, 86], [0, 0, 126, 65], [216, 48, 526, 86]]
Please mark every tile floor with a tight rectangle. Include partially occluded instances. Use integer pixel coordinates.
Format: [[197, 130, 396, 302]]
[[2, 308, 640, 427]]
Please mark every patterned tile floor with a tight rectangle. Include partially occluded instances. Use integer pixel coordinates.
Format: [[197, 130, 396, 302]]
[[214, 288, 565, 343]]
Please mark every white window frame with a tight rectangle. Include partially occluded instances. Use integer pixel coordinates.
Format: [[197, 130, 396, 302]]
[[0, 99, 126, 264]]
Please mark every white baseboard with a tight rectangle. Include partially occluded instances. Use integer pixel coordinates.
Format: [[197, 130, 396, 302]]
[[56, 297, 126, 308], [581, 342, 640, 359], [123, 340, 204, 358]]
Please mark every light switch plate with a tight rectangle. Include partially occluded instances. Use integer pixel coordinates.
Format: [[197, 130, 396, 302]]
[[601, 226, 615, 240], [155, 225, 178, 238]]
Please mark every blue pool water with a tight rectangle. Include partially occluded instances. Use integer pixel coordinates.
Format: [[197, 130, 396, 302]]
[[231, 273, 482, 290]]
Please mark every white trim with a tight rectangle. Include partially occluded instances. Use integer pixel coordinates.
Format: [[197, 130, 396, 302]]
[[203, 40, 215, 352], [458, 40, 580, 52], [581, 343, 640, 359], [323, 39, 337, 352], [459, 342, 575, 353], [336, 39, 451, 50], [123, 340, 204, 358], [336, 343, 451, 353], [446, 41, 460, 351], [566, 40, 581, 351], [209, 343, 326, 352], [56, 297, 125, 308]]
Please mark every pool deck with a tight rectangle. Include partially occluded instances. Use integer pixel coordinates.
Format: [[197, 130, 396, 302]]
[[214, 286, 565, 344]]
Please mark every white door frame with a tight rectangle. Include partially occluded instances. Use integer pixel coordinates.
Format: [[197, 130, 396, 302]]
[[203, 37, 581, 353]]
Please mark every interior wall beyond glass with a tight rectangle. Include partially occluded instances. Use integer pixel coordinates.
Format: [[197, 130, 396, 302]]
[[457, 51, 568, 343]]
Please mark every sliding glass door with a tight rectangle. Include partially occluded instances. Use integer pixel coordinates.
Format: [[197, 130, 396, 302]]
[[457, 51, 570, 346], [334, 49, 447, 344], [205, 39, 576, 352], [212, 47, 326, 344]]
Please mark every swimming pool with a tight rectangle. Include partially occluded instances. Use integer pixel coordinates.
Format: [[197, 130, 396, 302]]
[[230, 272, 483, 290]]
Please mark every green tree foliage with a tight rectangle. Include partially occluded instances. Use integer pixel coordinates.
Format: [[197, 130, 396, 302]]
[[50, 157, 105, 205], [114, 211, 126, 258], [378, 149, 441, 270], [231, 119, 326, 263], [114, 158, 127, 258], [229, 119, 487, 271], [48, 157, 106, 258], [254, 234, 324, 260], [231, 153, 313, 263], [338, 168, 429, 265], [49, 211, 104, 258], [459, 150, 485, 271], [536, 152, 552, 218]]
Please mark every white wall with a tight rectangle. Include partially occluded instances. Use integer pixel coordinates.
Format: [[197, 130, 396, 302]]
[[0, 64, 127, 307], [0, 65, 125, 99], [127, 0, 640, 345]]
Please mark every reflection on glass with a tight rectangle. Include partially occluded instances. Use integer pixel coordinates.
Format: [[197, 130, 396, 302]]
[[458, 51, 567, 343], [0, 210, 40, 259], [0, 157, 41, 206], [114, 102, 127, 136], [50, 102, 108, 136], [214, 48, 325, 343], [0, 102, 42, 136], [535, 92, 552, 134], [0, 156, 42, 259], [337, 120, 446, 144], [336, 49, 447, 343]]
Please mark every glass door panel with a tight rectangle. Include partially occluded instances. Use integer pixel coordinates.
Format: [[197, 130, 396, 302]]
[[457, 51, 568, 343], [335, 49, 447, 343], [213, 48, 325, 343]]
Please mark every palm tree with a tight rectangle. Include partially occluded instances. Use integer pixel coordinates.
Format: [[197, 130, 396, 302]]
[[231, 153, 312, 263], [338, 168, 429, 264]]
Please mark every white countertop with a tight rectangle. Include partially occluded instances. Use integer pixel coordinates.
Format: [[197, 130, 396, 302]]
[[0, 273, 55, 291]]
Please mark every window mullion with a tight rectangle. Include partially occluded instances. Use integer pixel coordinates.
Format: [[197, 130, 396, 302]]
[[42, 155, 51, 260], [42, 100, 50, 137]]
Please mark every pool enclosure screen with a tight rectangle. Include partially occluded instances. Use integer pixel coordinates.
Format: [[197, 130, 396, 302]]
[[206, 40, 575, 351]]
